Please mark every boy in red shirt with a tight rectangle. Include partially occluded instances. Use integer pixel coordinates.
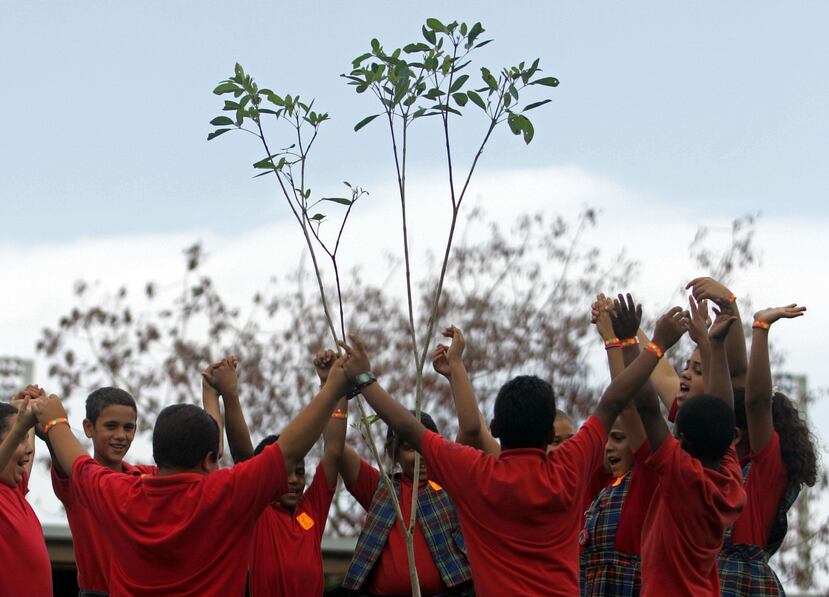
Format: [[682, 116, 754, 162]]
[[45, 387, 157, 595], [29, 356, 349, 597], [336, 295, 689, 597], [630, 300, 747, 596], [0, 398, 52, 597]]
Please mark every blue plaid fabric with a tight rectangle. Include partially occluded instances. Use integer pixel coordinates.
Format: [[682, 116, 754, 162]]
[[342, 475, 471, 591], [718, 461, 801, 596], [579, 472, 640, 597]]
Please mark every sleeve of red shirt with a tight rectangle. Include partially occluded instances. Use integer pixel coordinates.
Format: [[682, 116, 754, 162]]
[[345, 459, 380, 511], [218, 441, 289, 513], [740, 431, 788, 544], [420, 431, 485, 495], [303, 462, 337, 541], [71, 455, 124, 511], [553, 416, 607, 489], [50, 464, 70, 504]]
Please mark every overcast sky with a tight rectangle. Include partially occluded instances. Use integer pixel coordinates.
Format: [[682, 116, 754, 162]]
[[2, 1, 828, 588]]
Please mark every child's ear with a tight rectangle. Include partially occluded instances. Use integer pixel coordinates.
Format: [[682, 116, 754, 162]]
[[201, 452, 219, 474], [82, 419, 94, 439], [490, 418, 500, 439]]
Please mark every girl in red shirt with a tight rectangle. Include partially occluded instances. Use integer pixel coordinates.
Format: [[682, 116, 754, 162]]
[[718, 304, 818, 596]]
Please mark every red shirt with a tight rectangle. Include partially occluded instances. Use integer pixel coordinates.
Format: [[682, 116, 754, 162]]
[[614, 443, 657, 554], [421, 416, 606, 597], [71, 442, 288, 597], [668, 399, 679, 422], [53, 460, 157, 591], [730, 431, 788, 546], [640, 436, 746, 597], [347, 459, 449, 596], [249, 462, 336, 597], [0, 473, 52, 597]]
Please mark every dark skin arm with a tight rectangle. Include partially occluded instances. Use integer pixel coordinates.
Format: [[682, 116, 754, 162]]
[[704, 310, 738, 407], [0, 397, 37, 475], [315, 349, 349, 487], [30, 391, 89, 478], [203, 357, 255, 463]]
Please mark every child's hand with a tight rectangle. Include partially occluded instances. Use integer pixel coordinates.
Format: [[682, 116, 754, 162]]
[[686, 277, 735, 311], [339, 334, 372, 383], [11, 396, 37, 433], [323, 355, 350, 395], [707, 309, 737, 342], [610, 293, 643, 340], [754, 304, 807, 325], [687, 296, 711, 346], [313, 349, 338, 384], [202, 357, 239, 397], [591, 293, 616, 339], [651, 307, 689, 351], [29, 389, 68, 425], [443, 325, 465, 364], [432, 344, 451, 379]]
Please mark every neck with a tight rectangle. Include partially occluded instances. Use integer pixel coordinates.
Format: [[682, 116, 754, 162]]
[[94, 455, 124, 473], [701, 458, 721, 470], [157, 466, 206, 476]]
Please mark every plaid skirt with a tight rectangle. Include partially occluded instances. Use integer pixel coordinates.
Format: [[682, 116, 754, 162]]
[[580, 550, 640, 597], [718, 544, 785, 597]]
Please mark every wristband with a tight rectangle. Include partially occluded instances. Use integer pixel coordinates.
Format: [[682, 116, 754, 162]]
[[752, 319, 770, 330], [43, 417, 69, 434], [618, 337, 639, 349], [727, 293, 737, 303], [331, 409, 348, 419], [643, 341, 664, 359], [603, 337, 621, 349]]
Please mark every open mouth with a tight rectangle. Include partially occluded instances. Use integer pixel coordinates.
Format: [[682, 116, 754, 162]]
[[607, 456, 621, 467], [110, 444, 127, 452], [676, 382, 690, 400]]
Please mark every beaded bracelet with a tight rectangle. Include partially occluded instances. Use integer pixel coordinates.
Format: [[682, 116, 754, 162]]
[[752, 319, 770, 330], [727, 293, 737, 303], [603, 337, 621, 349], [618, 337, 639, 349], [43, 417, 69, 434], [643, 341, 664, 359], [331, 409, 348, 420]]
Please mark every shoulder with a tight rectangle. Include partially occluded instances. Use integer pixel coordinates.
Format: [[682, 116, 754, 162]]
[[422, 430, 485, 464]]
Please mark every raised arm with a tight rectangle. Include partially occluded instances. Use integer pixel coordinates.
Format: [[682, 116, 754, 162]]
[[30, 391, 88, 477], [687, 277, 748, 387], [745, 304, 806, 452], [704, 310, 737, 407], [0, 397, 37, 475], [10, 388, 38, 476], [340, 335, 427, 451], [434, 326, 500, 455], [204, 357, 255, 463], [314, 349, 350, 487], [201, 366, 225, 461], [593, 293, 625, 379], [277, 356, 349, 473]]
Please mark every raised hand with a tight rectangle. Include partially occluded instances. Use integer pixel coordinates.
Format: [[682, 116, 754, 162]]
[[432, 344, 451, 378], [339, 334, 372, 382], [592, 293, 617, 339], [708, 309, 737, 342], [686, 277, 735, 311], [444, 326, 465, 363], [323, 355, 350, 395], [687, 296, 711, 345], [313, 349, 338, 384], [610, 293, 643, 340], [754, 304, 807, 325], [29, 389, 68, 425], [202, 357, 239, 397], [651, 306, 689, 351]]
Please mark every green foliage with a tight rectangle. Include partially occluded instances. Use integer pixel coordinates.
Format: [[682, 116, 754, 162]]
[[343, 19, 558, 144]]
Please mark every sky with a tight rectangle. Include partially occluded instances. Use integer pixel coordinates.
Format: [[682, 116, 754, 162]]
[[2, 0, 829, 589]]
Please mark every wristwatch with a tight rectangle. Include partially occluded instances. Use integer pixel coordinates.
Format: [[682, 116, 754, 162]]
[[347, 371, 377, 399]]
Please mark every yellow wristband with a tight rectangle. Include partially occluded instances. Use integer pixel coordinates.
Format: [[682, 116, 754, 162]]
[[43, 417, 69, 434]]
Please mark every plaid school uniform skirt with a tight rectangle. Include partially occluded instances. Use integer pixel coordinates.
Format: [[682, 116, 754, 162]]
[[580, 473, 640, 597], [718, 544, 785, 597]]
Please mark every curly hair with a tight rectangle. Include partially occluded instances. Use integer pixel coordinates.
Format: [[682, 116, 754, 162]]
[[734, 391, 818, 487]]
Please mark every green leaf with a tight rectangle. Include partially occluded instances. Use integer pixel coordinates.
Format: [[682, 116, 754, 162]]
[[520, 115, 534, 144], [322, 197, 353, 205], [449, 74, 469, 93], [468, 22, 484, 43], [452, 92, 468, 106], [252, 170, 274, 178], [475, 40, 493, 48], [223, 100, 240, 110], [206, 128, 231, 141], [352, 52, 372, 67], [522, 99, 552, 112], [311, 213, 325, 221], [213, 82, 237, 95], [531, 76, 560, 87], [467, 90, 486, 109], [403, 42, 430, 53], [362, 414, 381, 426], [422, 25, 437, 45], [210, 116, 234, 126], [426, 18, 446, 32], [354, 114, 380, 131]]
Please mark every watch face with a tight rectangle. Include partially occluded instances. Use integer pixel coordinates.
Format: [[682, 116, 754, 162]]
[[356, 372, 373, 385]]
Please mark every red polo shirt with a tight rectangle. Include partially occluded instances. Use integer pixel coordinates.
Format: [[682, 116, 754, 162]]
[[421, 416, 606, 597], [347, 459, 450, 596], [71, 441, 288, 597], [0, 473, 52, 597], [730, 431, 788, 546], [249, 462, 336, 597], [640, 436, 746, 597], [53, 460, 157, 592]]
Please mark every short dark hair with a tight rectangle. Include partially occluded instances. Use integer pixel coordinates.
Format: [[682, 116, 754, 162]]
[[86, 387, 137, 425], [0, 403, 18, 439], [254, 434, 280, 456], [385, 410, 439, 458], [493, 375, 556, 449], [675, 394, 735, 461], [152, 404, 219, 470]]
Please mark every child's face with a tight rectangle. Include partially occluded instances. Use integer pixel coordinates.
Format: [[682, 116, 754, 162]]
[[84, 405, 137, 468], [677, 348, 705, 407], [278, 461, 306, 510], [0, 416, 33, 488], [547, 418, 575, 453], [604, 420, 633, 477], [397, 442, 427, 480]]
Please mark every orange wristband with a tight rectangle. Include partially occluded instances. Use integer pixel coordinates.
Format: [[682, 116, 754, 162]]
[[752, 320, 770, 330], [331, 409, 347, 420], [604, 337, 621, 349], [618, 337, 639, 349], [43, 417, 69, 434], [644, 341, 664, 359], [727, 293, 737, 303]]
